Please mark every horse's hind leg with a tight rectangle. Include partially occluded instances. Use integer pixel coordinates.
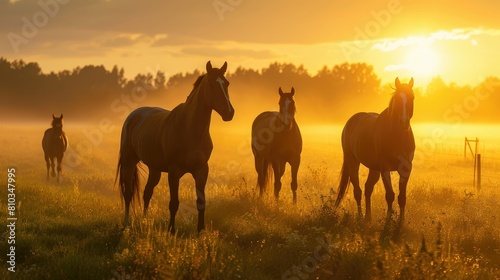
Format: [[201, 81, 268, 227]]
[[290, 158, 300, 204], [346, 158, 362, 217], [44, 154, 50, 180], [143, 169, 161, 216], [272, 161, 285, 201], [364, 169, 380, 222], [121, 161, 138, 227], [167, 170, 181, 234], [56, 155, 63, 183]]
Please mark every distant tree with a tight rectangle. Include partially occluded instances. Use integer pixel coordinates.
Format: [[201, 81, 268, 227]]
[[154, 71, 166, 91], [1, 57, 499, 122], [426, 76, 447, 96], [330, 62, 380, 95]]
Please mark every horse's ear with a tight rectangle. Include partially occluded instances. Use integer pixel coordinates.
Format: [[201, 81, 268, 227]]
[[60, 114, 63, 119], [279, 87, 284, 97], [409, 77, 414, 88], [220, 62, 227, 74], [290, 87, 295, 96], [395, 77, 401, 88], [52, 114, 56, 119], [206, 61, 213, 72]]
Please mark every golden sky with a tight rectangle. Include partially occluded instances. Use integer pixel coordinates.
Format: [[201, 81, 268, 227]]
[[1, 0, 499, 86]]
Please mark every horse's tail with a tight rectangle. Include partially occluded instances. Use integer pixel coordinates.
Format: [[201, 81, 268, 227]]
[[335, 157, 350, 207], [255, 159, 273, 194], [115, 153, 140, 207], [263, 160, 273, 191]]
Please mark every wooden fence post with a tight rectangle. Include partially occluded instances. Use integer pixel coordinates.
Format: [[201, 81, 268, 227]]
[[476, 154, 481, 191]]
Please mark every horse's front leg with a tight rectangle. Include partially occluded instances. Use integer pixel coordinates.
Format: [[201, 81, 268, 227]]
[[193, 164, 209, 233], [56, 155, 63, 183], [290, 157, 300, 204], [381, 171, 395, 221], [397, 154, 413, 223], [168, 170, 181, 234], [397, 169, 412, 223], [272, 161, 285, 201], [44, 154, 50, 180], [50, 158, 56, 178], [397, 176, 409, 223]]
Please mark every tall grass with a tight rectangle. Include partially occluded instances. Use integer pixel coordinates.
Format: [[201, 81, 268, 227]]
[[0, 124, 499, 279]]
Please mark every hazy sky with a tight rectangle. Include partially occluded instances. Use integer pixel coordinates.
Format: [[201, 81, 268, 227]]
[[1, 0, 499, 86]]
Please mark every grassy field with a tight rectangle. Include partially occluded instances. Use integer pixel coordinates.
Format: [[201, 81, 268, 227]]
[[0, 122, 499, 279]]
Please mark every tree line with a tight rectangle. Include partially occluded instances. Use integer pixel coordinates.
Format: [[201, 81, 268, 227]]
[[1, 57, 499, 123]]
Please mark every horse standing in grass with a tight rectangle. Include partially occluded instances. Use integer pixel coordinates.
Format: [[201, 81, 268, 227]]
[[335, 78, 415, 223], [252, 87, 302, 204], [42, 114, 68, 183], [116, 61, 234, 233]]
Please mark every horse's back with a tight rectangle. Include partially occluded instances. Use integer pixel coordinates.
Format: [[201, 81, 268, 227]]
[[126, 107, 169, 123], [120, 107, 173, 169], [122, 107, 170, 135], [121, 106, 171, 142], [343, 112, 378, 134]]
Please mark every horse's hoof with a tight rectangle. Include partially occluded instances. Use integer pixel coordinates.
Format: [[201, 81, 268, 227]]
[[168, 224, 176, 235], [198, 228, 207, 237]]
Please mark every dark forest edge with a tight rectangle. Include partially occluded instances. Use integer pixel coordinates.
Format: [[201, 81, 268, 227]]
[[1, 57, 499, 124]]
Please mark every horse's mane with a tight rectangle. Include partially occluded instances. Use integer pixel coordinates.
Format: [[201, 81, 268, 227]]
[[193, 75, 205, 89], [186, 74, 206, 102]]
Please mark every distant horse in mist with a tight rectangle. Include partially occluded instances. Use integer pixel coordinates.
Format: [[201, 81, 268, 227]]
[[42, 114, 68, 183], [116, 61, 234, 233], [252, 87, 302, 204], [335, 78, 415, 223]]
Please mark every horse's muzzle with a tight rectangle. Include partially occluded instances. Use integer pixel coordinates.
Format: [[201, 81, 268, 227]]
[[221, 108, 234, 122]]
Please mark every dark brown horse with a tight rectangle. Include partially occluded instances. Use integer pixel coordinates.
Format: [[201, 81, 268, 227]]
[[335, 78, 415, 222], [251, 87, 302, 204], [42, 114, 68, 183], [116, 61, 234, 233]]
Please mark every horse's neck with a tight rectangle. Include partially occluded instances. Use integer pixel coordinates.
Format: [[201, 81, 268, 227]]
[[50, 127, 63, 136], [180, 87, 212, 138], [378, 108, 412, 145]]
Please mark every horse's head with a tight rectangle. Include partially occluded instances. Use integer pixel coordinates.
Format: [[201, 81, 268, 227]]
[[204, 61, 234, 121], [389, 77, 414, 131], [278, 87, 296, 129], [51, 114, 64, 131]]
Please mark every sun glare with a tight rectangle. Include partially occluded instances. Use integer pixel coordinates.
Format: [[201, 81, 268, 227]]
[[404, 45, 441, 78]]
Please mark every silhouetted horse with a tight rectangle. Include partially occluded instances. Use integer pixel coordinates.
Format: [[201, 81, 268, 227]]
[[335, 78, 415, 222], [116, 61, 234, 233], [42, 114, 68, 183], [252, 87, 302, 204]]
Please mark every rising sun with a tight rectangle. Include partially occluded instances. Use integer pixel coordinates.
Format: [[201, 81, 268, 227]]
[[404, 45, 441, 78]]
